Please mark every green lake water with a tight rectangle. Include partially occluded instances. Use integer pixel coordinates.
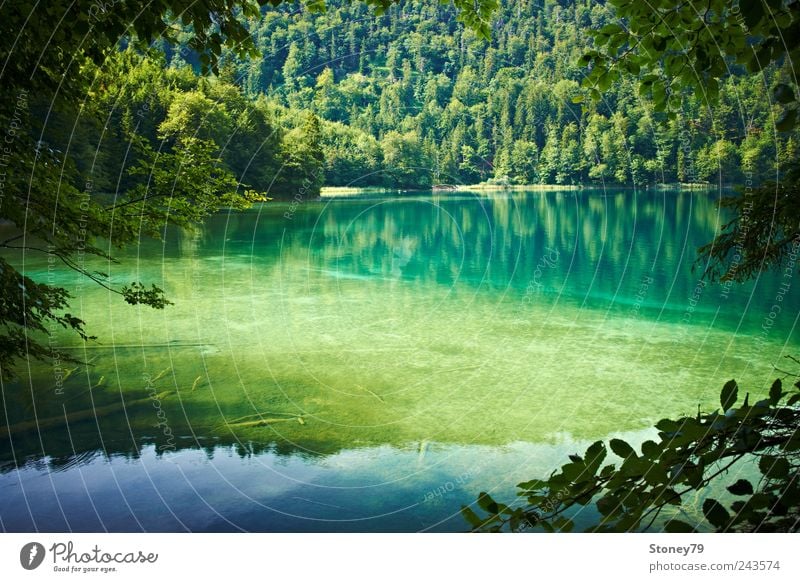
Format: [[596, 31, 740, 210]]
[[1, 189, 798, 531]]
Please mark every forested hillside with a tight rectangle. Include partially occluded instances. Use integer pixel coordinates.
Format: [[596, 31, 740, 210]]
[[38, 0, 799, 199], [197, 0, 796, 188]]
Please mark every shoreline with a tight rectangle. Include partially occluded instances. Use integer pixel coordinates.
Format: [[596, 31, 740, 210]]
[[319, 182, 725, 197]]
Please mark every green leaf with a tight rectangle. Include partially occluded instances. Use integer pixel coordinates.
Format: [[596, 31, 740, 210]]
[[517, 479, 547, 491], [552, 516, 574, 532], [727, 479, 754, 496], [655, 418, 679, 433], [652, 83, 666, 109], [585, 440, 606, 461], [600, 464, 616, 478], [609, 438, 636, 459], [759, 456, 790, 478], [598, 72, 613, 91], [560, 461, 588, 482], [749, 493, 774, 509], [769, 379, 782, 405], [678, 461, 705, 488], [720, 380, 738, 411], [461, 505, 484, 529], [641, 440, 660, 458], [643, 462, 669, 486], [781, 433, 800, 452], [664, 520, 696, 532], [596, 493, 621, 516], [582, 442, 606, 477], [702, 498, 730, 529], [477, 491, 499, 514], [599, 23, 623, 36], [741, 0, 764, 29]]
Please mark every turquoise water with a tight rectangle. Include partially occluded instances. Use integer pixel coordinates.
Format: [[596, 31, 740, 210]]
[[1, 189, 797, 531]]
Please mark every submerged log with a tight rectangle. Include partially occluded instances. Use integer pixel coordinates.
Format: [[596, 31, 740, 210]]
[[0, 391, 173, 439], [226, 411, 300, 424], [223, 411, 308, 429], [225, 417, 302, 429]]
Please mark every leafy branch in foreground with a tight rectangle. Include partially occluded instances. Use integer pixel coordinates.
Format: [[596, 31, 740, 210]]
[[464, 372, 800, 532], [698, 178, 800, 282], [580, 0, 800, 124], [575, 1, 800, 287]]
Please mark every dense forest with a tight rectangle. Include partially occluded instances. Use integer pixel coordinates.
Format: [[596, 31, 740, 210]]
[[210, 0, 797, 188], [37, 0, 798, 200]]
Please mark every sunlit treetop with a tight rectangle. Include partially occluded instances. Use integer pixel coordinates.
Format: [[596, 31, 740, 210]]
[[579, 0, 800, 129]]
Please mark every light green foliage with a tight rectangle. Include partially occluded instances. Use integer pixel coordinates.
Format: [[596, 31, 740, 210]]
[[280, 112, 326, 194]]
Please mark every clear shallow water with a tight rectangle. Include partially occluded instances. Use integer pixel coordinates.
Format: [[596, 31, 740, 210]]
[[1, 189, 798, 531]]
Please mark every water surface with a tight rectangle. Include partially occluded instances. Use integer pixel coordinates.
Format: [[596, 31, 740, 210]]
[[1, 189, 797, 531]]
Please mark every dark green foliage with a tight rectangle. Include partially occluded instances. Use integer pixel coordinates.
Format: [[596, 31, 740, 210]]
[[579, 1, 800, 285], [465, 375, 800, 532], [0, 48, 281, 378], [582, 0, 800, 126], [0, 258, 94, 379], [698, 178, 800, 282], [721, 379, 738, 411]]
